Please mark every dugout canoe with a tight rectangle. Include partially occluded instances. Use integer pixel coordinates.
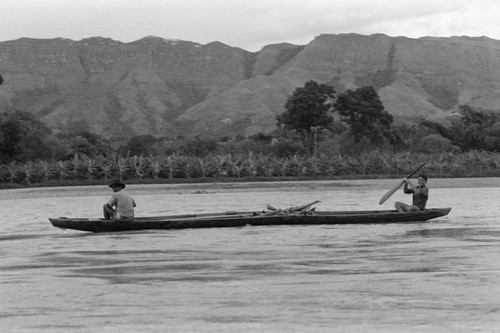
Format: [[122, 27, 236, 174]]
[[49, 207, 451, 233]]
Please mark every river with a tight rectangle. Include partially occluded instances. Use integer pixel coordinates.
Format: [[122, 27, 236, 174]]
[[0, 178, 499, 332]]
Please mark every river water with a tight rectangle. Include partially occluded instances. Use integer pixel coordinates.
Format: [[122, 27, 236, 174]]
[[0, 178, 499, 332]]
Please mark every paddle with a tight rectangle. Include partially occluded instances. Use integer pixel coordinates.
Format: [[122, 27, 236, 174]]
[[378, 163, 425, 205]]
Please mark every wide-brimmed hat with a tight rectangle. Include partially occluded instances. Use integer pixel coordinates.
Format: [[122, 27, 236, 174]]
[[108, 180, 126, 189]]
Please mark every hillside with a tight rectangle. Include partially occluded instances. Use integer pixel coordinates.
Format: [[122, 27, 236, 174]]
[[1, 33, 500, 142]]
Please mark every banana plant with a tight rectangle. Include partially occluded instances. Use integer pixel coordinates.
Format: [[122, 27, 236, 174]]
[[132, 155, 147, 180], [243, 152, 258, 177], [110, 152, 129, 181], [56, 160, 70, 181], [36, 159, 55, 182], [212, 154, 227, 178], [5, 161, 19, 184], [84, 156, 98, 180], [198, 157, 206, 178], [22, 161, 35, 185], [147, 154, 163, 180], [95, 155, 113, 181]]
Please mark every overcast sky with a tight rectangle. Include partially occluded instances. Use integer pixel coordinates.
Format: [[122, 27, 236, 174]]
[[1, 0, 498, 51]]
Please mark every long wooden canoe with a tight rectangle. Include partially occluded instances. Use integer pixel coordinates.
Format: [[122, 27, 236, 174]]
[[49, 207, 451, 233]]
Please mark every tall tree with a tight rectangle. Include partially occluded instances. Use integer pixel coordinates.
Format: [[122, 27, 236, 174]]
[[66, 131, 113, 158], [121, 135, 157, 156], [0, 111, 52, 162], [276, 80, 336, 155], [453, 105, 499, 151], [334, 86, 393, 145]]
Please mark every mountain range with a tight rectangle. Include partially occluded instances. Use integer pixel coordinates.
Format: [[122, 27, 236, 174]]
[[1, 33, 500, 144]]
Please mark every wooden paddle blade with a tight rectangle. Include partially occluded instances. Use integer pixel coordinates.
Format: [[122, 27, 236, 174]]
[[379, 179, 405, 205]]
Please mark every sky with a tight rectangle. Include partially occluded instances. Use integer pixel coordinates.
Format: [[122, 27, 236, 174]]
[[1, 0, 499, 51]]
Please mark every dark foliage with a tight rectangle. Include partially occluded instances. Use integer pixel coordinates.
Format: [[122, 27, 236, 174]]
[[121, 135, 157, 156], [180, 136, 219, 156], [421, 105, 500, 152], [276, 80, 336, 154], [0, 111, 53, 162], [335, 86, 394, 145]]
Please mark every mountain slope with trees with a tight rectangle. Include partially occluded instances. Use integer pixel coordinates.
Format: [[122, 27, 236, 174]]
[[1, 34, 500, 143], [1, 76, 500, 187]]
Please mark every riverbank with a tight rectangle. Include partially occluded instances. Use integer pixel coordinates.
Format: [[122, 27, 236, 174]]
[[2, 172, 500, 190], [1, 177, 499, 200]]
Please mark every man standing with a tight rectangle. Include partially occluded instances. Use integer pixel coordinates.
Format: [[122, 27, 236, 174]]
[[103, 180, 136, 221]]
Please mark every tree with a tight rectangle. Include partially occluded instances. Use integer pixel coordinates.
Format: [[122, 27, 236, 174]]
[[0, 111, 53, 163], [459, 105, 498, 151], [484, 122, 500, 152], [389, 122, 419, 152], [180, 136, 219, 157], [276, 80, 336, 155], [121, 135, 157, 156], [66, 132, 113, 158], [334, 86, 393, 145], [415, 134, 458, 153], [430, 105, 500, 152], [0, 74, 3, 85]]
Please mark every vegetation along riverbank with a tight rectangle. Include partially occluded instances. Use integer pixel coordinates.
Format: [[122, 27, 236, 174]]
[[1, 150, 500, 189], [1, 81, 500, 189]]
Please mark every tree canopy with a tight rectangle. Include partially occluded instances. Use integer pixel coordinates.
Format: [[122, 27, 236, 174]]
[[448, 105, 500, 152], [276, 80, 336, 154], [0, 111, 53, 162], [334, 86, 394, 145]]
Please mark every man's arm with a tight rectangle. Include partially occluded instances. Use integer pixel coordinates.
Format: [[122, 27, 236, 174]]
[[403, 178, 415, 194], [107, 193, 118, 208]]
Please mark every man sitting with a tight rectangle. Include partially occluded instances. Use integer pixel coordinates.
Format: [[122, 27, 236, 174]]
[[394, 175, 429, 212], [103, 180, 136, 221]]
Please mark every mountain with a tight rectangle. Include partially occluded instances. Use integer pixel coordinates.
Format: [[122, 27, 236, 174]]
[[1, 33, 500, 143]]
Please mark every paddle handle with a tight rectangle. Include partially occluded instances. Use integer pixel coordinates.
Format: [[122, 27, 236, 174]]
[[406, 162, 426, 179], [378, 163, 425, 205]]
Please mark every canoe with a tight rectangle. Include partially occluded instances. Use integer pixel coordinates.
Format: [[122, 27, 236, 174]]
[[49, 207, 452, 233]]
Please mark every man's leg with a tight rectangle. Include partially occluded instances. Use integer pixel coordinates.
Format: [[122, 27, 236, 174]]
[[103, 204, 115, 219], [395, 201, 411, 212]]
